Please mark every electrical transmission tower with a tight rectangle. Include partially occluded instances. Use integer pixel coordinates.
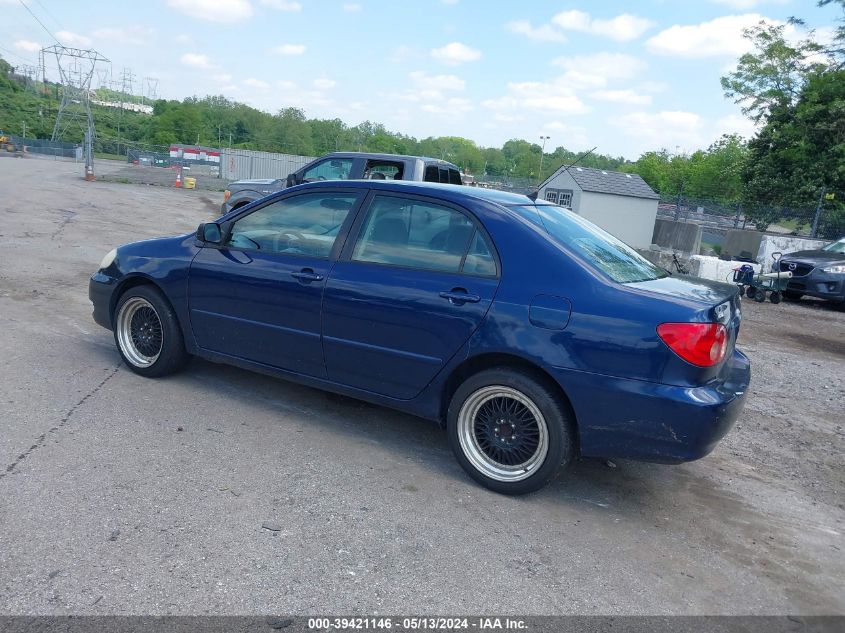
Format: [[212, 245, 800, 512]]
[[17, 65, 40, 92], [42, 45, 109, 142], [142, 77, 159, 105], [42, 45, 109, 180]]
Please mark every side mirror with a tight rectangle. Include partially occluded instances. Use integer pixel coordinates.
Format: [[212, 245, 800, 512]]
[[197, 222, 223, 244]]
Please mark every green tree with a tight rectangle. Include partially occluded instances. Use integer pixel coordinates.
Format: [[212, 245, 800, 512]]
[[721, 21, 827, 123]]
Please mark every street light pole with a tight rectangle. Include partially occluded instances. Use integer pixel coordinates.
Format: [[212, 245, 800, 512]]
[[538, 135, 550, 186]]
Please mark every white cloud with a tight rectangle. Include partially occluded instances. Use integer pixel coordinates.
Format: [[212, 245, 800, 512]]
[[714, 113, 759, 139], [483, 80, 590, 116], [213, 73, 233, 82], [551, 52, 646, 87], [313, 78, 336, 90], [409, 70, 465, 92], [167, 0, 253, 22], [542, 122, 589, 148], [612, 110, 706, 148], [180, 53, 214, 69], [711, 0, 787, 9], [431, 42, 481, 65], [93, 26, 155, 45], [244, 77, 270, 90], [591, 89, 652, 106], [260, 0, 301, 11], [342, 3, 361, 12], [506, 20, 566, 43], [56, 30, 92, 47], [551, 10, 655, 42], [271, 43, 306, 56], [422, 98, 473, 115], [646, 14, 767, 58], [14, 39, 41, 53]]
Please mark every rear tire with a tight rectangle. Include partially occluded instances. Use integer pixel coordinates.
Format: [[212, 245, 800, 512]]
[[447, 368, 575, 495], [114, 285, 189, 377], [770, 291, 782, 304], [745, 286, 757, 299]]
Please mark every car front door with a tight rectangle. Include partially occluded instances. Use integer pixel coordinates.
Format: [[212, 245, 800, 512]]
[[188, 190, 362, 377], [322, 193, 501, 399]]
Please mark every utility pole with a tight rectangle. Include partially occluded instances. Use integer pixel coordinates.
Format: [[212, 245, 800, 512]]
[[811, 187, 826, 238], [22, 121, 27, 139], [538, 135, 550, 186]]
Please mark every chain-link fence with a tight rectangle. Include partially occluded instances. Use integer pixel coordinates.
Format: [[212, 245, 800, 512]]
[[658, 194, 843, 244]]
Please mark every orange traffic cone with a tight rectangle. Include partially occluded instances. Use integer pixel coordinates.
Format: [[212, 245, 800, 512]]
[[174, 166, 182, 188]]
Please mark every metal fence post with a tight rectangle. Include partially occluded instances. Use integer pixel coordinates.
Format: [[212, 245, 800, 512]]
[[811, 187, 826, 238]]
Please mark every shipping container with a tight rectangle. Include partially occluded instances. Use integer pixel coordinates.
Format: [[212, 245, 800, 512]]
[[220, 149, 316, 181]]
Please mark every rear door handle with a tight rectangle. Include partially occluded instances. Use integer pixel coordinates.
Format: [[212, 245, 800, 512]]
[[291, 269, 325, 282], [439, 290, 481, 304]]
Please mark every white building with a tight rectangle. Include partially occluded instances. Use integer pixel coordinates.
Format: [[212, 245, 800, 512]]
[[538, 166, 659, 249]]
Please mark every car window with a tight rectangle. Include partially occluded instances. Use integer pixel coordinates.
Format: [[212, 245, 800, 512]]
[[509, 203, 668, 283], [463, 230, 497, 276], [352, 195, 480, 273], [364, 160, 404, 180], [423, 165, 440, 183], [449, 169, 463, 185], [822, 238, 845, 253], [302, 158, 353, 182], [226, 193, 357, 258]]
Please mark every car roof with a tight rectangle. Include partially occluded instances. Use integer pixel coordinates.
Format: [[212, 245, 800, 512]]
[[322, 151, 458, 167], [292, 179, 536, 207]]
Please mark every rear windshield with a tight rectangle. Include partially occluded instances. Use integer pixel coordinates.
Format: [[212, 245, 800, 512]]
[[509, 204, 668, 283]]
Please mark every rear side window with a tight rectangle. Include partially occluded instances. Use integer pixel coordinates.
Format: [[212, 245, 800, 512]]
[[351, 195, 495, 275], [438, 167, 450, 183], [424, 165, 440, 183], [448, 169, 463, 185]]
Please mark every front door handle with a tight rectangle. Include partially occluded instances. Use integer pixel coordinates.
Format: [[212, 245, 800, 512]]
[[439, 289, 481, 305], [291, 269, 325, 282]]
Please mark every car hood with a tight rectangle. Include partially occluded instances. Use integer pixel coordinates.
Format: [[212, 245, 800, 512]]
[[782, 250, 845, 264]]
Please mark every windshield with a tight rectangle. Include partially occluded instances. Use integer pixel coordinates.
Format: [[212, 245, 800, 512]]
[[509, 204, 668, 283], [822, 238, 845, 254]]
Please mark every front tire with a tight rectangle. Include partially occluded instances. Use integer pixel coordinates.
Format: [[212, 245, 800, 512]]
[[447, 368, 575, 495], [114, 285, 188, 377]]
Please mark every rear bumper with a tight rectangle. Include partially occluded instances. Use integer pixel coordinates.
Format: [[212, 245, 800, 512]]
[[552, 349, 751, 463], [89, 272, 115, 330]]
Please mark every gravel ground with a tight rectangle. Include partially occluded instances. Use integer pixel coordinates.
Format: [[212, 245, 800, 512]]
[[0, 157, 842, 615]]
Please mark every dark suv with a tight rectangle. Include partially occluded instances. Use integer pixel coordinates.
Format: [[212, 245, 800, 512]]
[[778, 237, 845, 307], [221, 152, 462, 214]]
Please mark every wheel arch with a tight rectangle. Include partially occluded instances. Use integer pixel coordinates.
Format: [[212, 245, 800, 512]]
[[109, 275, 170, 325], [439, 352, 580, 448]]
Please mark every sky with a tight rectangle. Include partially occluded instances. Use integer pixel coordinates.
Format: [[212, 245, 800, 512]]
[[2, 0, 840, 159]]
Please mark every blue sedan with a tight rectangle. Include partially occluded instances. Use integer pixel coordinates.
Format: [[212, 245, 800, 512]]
[[89, 181, 750, 494]]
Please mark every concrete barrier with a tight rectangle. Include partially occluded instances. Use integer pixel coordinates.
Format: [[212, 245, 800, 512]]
[[758, 235, 828, 271], [651, 219, 702, 254], [722, 230, 762, 261], [689, 255, 761, 283]]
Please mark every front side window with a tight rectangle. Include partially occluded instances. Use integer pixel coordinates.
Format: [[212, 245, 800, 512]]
[[302, 158, 353, 182], [352, 195, 494, 275], [226, 193, 357, 257], [364, 160, 404, 180], [509, 203, 667, 283]]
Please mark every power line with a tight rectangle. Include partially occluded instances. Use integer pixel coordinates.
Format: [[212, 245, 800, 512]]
[[31, 0, 64, 31], [18, 0, 62, 46]]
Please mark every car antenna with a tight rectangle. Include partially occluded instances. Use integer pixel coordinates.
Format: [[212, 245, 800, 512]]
[[528, 146, 598, 201]]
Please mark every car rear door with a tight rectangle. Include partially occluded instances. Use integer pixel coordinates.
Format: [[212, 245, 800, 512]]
[[188, 189, 362, 377], [321, 192, 501, 399]]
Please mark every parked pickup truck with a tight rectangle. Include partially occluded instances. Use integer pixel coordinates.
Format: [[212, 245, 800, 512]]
[[221, 151, 462, 214]]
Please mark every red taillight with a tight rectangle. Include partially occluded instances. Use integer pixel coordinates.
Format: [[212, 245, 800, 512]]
[[657, 323, 728, 367]]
